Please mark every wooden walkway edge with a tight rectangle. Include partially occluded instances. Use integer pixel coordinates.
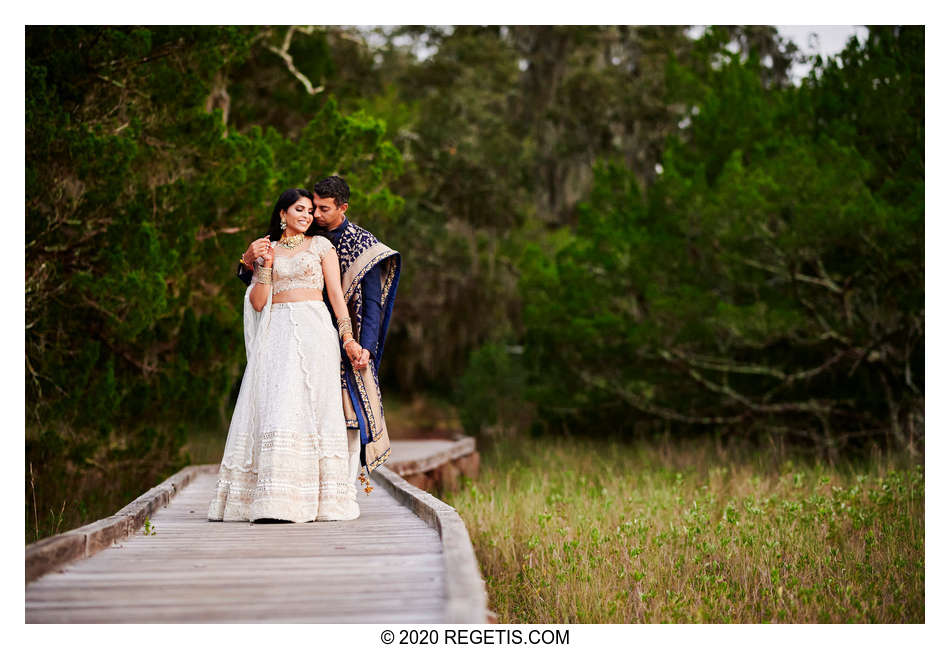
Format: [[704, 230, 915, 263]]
[[25, 464, 214, 584], [373, 466, 487, 623], [25, 457, 488, 623], [386, 437, 481, 492]]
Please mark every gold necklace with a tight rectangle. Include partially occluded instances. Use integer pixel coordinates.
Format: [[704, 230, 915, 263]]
[[277, 233, 306, 249]]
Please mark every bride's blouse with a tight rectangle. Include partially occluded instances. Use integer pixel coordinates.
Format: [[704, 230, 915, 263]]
[[255, 236, 334, 298]]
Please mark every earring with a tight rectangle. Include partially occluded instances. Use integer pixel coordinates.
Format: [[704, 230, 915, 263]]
[[280, 219, 287, 231]]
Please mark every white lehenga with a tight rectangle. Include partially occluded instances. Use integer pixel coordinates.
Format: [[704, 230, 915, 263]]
[[208, 236, 360, 523]]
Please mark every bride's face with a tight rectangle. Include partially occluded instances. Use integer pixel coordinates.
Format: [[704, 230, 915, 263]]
[[281, 197, 314, 236]]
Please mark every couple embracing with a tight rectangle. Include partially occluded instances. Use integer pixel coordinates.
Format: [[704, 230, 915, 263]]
[[207, 176, 400, 523]]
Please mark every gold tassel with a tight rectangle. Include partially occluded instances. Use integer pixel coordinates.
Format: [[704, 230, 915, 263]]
[[358, 468, 373, 495]]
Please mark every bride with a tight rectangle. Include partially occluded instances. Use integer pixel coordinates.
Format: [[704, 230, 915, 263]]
[[208, 188, 365, 523]]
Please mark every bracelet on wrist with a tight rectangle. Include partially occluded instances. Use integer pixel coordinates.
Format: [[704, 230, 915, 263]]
[[338, 318, 353, 339]]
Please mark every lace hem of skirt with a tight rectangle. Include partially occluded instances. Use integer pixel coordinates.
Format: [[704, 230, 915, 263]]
[[218, 427, 350, 474], [207, 459, 359, 523]]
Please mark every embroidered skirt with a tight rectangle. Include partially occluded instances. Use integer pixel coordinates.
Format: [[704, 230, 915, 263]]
[[208, 300, 360, 522]]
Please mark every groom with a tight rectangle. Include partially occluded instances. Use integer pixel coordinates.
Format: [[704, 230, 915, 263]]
[[236, 176, 400, 475]]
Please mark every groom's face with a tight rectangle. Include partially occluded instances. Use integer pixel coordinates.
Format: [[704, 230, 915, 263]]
[[312, 195, 347, 230]]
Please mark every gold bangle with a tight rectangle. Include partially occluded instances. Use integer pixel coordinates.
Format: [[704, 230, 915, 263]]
[[258, 267, 273, 285], [239, 256, 252, 270], [338, 317, 353, 339]]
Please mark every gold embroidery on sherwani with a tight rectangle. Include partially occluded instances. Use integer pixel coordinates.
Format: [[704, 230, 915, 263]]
[[336, 222, 399, 474]]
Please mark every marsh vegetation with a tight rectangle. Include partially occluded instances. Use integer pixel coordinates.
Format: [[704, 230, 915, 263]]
[[440, 435, 924, 623]]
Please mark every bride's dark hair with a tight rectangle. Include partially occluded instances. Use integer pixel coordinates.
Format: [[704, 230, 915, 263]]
[[266, 188, 315, 241]]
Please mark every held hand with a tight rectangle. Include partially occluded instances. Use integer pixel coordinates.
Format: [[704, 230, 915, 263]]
[[344, 340, 363, 369], [243, 237, 272, 266], [260, 241, 275, 268], [358, 349, 370, 370]]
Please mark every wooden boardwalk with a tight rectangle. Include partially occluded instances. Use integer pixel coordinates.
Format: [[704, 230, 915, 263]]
[[26, 460, 485, 623], [387, 437, 479, 491], [388, 437, 477, 474]]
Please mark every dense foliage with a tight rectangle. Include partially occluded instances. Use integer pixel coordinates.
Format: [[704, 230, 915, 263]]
[[509, 27, 923, 460], [467, 28, 924, 458]]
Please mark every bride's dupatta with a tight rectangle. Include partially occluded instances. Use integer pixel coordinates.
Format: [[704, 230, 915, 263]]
[[219, 262, 273, 473], [242, 263, 273, 358]]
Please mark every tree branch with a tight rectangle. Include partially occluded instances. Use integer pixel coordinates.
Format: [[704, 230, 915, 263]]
[[574, 368, 746, 425], [266, 26, 325, 96], [739, 257, 843, 294]]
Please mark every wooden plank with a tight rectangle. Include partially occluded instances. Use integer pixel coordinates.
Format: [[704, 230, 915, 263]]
[[372, 467, 488, 623], [27, 602, 448, 624], [23, 533, 85, 584], [25, 464, 216, 583], [387, 438, 477, 476], [26, 470, 450, 623]]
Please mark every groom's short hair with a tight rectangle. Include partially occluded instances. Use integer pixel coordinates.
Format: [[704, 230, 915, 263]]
[[313, 175, 350, 207]]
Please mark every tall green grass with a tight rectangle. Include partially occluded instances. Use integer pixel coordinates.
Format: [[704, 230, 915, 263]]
[[438, 435, 924, 623]]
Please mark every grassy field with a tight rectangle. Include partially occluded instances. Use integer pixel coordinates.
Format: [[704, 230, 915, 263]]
[[437, 434, 924, 623]]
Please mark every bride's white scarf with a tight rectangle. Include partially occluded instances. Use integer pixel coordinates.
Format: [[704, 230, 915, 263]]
[[220, 275, 272, 473]]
